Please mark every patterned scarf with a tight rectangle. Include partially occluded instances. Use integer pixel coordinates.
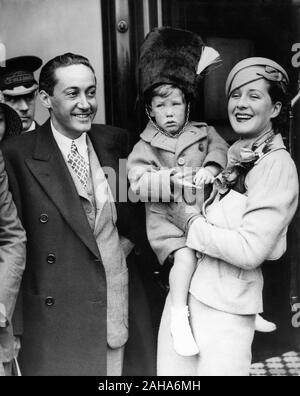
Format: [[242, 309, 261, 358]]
[[217, 129, 276, 194]]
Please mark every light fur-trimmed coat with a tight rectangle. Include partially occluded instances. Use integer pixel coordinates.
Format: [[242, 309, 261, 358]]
[[127, 121, 228, 264]]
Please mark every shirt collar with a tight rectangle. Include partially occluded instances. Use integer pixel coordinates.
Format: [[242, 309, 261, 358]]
[[140, 121, 208, 143], [22, 120, 36, 133], [50, 121, 89, 163], [27, 121, 36, 132]]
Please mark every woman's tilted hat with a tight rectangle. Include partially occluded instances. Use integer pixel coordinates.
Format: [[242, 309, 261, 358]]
[[0, 102, 22, 140], [138, 26, 221, 101], [225, 57, 289, 98]]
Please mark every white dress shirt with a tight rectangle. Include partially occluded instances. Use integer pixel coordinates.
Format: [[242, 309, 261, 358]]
[[27, 121, 36, 132], [51, 121, 89, 165]]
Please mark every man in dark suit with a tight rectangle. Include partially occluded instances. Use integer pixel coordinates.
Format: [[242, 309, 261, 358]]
[[0, 56, 42, 132], [2, 53, 155, 376]]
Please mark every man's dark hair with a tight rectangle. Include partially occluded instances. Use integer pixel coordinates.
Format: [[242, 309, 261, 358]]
[[39, 53, 96, 95]]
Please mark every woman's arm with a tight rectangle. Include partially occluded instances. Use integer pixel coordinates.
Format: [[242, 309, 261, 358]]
[[186, 150, 299, 270]]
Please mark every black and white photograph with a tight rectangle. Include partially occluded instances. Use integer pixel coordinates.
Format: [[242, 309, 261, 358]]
[[0, 0, 300, 379]]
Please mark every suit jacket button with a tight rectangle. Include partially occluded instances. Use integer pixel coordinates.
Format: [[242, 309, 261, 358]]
[[47, 254, 56, 264], [177, 157, 185, 166], [45, 297, 55, 307], [40, 214, 49, 224]]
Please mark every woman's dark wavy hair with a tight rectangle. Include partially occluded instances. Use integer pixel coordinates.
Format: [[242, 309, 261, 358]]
[[267, 80, 291, 135]]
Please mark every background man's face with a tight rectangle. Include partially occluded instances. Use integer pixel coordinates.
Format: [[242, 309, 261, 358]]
[[47, 64, 97, 139], [3, 91, 36, 131]]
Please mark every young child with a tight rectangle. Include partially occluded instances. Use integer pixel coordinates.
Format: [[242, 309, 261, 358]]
[[128, 27, 228, 356]]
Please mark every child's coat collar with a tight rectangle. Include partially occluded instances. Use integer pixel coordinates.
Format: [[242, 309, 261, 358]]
[[140, 121, 209, 155]]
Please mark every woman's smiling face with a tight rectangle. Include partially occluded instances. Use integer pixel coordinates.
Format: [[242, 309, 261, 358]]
[[228, 79, 282, 138]]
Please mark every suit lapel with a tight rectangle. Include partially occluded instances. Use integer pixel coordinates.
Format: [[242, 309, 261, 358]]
[[88, 126, 129, 224], [87, 137, 108, 218], [25, 120, 100, 259], [88, 127, 121, 204]]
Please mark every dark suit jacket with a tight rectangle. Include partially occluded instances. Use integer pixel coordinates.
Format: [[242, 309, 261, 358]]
[[2, 120, 155, 376]]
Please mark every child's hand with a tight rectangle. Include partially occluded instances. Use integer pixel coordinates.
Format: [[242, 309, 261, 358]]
[[193, 167, 215, 186], [170, 169, 195, 187]]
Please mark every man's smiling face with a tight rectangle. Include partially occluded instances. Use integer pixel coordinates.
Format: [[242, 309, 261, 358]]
[[45, 64, 97, 139]]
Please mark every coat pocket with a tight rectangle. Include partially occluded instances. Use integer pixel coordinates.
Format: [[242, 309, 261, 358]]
[[191, 255, 263, 314]]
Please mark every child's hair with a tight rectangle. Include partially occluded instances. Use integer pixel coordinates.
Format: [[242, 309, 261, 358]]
[[144, 83, 190, 135], [144, 83, 187, 110]]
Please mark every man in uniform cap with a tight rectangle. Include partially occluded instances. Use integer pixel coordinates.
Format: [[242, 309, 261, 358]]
[[0, 56, 42, 132]]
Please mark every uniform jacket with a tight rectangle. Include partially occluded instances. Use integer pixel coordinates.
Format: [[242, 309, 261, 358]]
[[0, 151, 26, 363], [127, 121, 228, 264], [1, 120, 154, 376], [186, 134, 299, 315]]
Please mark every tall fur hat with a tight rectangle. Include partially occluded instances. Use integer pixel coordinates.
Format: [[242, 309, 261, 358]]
[[138, 26, 221, 102]]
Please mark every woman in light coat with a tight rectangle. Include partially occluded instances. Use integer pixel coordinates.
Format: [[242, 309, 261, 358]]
[[158, 57, 299, 376]]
